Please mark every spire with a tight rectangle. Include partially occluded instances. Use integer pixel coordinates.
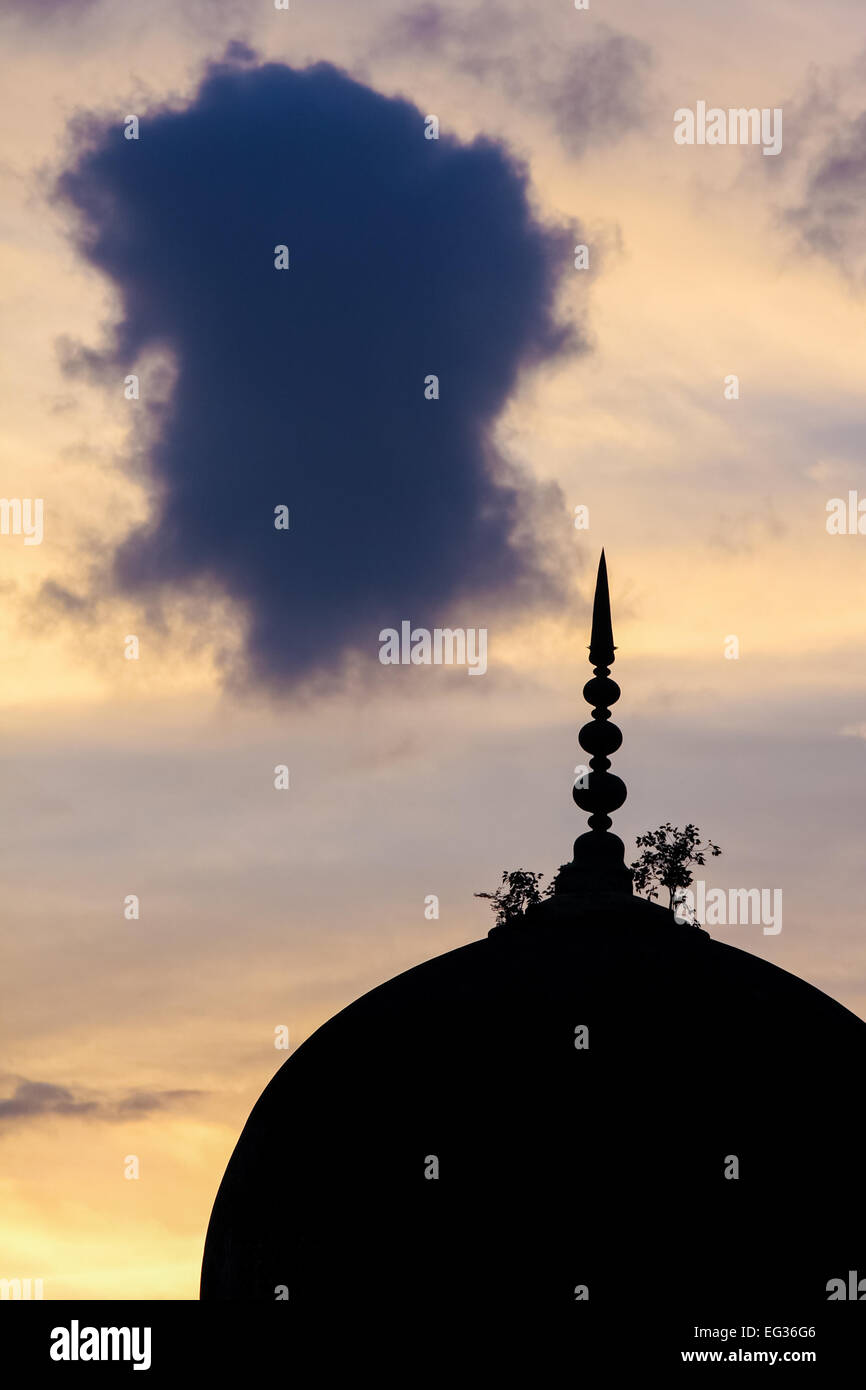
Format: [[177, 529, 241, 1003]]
[[555, 550, 633, 896], [588, 548, 615, 674]]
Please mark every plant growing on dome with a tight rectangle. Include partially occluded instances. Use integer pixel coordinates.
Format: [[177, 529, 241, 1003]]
[[629, 822, 721, 913], [475, 869, 550, 926]]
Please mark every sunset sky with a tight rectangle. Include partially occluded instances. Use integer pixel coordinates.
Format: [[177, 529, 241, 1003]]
[[2, 0, 866, 1299]]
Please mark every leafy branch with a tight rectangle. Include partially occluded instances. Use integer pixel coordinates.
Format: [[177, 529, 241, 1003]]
[[629, 822, 721, 912]]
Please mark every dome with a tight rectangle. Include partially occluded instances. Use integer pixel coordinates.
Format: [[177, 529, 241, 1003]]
[[201, 554, 866, 1318], [201, 894, 866, 1313]]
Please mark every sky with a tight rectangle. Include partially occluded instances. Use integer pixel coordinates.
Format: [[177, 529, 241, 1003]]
[[1, 0, 865, 1299]]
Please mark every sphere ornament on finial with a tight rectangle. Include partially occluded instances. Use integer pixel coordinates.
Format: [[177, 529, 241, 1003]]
[[555, 550, 633, 896]]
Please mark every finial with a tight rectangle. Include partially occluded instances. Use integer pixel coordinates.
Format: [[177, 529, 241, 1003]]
[[555, 550, 633, 896]]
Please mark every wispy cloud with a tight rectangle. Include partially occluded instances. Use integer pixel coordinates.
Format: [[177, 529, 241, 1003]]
[[784, 108, 866, 282], [0, 1076, 205, 1124], [768, 51, 866, 284], [375, 3, 653, 157], [2, 0, 98, 20]]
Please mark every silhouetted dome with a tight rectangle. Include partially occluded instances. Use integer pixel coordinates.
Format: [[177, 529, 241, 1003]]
[[201, 892, 866, 1312], [201, 554, 866, 1317]]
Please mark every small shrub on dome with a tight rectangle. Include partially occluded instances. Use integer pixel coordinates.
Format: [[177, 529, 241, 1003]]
[[629, 823, 721, 913], [474, 869, 551, 926]]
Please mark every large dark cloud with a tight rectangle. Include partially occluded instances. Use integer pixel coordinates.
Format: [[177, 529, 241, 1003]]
[[56, 56, 579, 687]]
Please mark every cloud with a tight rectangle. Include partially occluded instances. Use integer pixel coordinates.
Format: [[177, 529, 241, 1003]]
[[706, 499, 787, 556], [547, 32, 653, 157], [377, 0, 513, 55], [55, 56, 580, 689], [39, 578, 91, 615], [0, 1080, 97, 1120], [2, 0, 98, 18], [221, 39, 258, 65], [114, 1089, 204, 1114], [768, 54, 866, 283], [784, 109, 866, 282], [0, 1076, 204, 1124], [376, 4, 653, 156]]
